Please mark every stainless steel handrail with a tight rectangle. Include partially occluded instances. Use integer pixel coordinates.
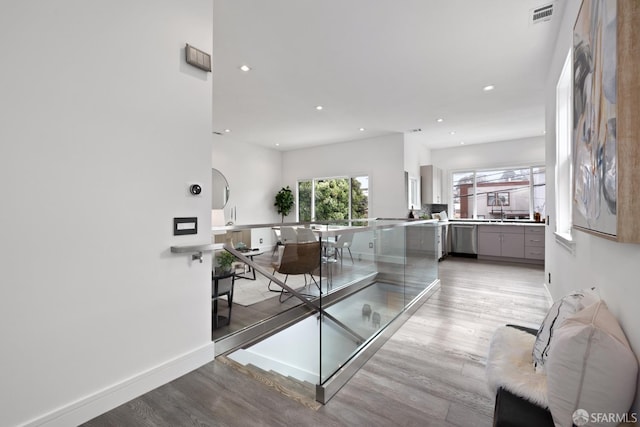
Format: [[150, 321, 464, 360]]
[[171, 243, 218, 263], [214, 218, 437, 237]]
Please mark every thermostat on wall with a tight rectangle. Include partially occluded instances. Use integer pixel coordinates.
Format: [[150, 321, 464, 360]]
[[185, 44, 211, 72]]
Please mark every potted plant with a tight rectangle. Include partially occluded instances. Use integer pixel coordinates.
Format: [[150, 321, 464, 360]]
[[215, 250, 236, 275], [274, 186, 295, 222]]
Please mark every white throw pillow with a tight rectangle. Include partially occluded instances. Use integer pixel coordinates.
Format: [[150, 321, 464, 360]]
[[532, 288, 600, 373], [546, 300, 638, 427]]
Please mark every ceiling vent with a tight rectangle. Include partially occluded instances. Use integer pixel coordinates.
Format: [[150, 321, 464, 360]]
[[531, 3, 554, 24]]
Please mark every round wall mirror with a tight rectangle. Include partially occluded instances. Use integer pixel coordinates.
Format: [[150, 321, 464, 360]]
[[212, 168, 229, 209]]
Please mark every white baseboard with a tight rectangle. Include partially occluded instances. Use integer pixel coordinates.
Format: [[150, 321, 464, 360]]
[[24, 342, 215, 427], [542, 282, 553, 305]]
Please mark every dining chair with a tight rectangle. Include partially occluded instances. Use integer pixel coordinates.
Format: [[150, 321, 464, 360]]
[[280, 226, 298, 244], [267, 241, 321, 302], [271, 228, 282, 256], [272, 226, 297, 256], [325, 232, 354, 264], [296, 227, 317, 243]]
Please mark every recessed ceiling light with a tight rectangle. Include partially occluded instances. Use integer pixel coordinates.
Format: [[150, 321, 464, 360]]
[[359, 128, 365, 131], [436, 118, 444, 123], [483, 85, 495, 92], [460, 141, 465, 145], [239, 65, 251, 72], [315, 105, 323, 111], [450, 131, 456, 135], [224, 129, 231, 133], [275, 143, 280, 146]]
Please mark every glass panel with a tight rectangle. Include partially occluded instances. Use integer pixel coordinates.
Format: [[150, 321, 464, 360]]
[[319, 223, 407, 382], [314, 178, 350, 221], [351, 176, 369, 220], [218, 220, 439, 393], [533, 166, 546, 219], [298, 180, 312, 221], [404, 222, 439, 305], [452, 171, 475, 219], [211, 225, 303, 340], [319, 220, 438, 383]]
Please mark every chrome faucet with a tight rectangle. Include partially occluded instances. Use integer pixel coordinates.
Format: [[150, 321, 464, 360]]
[[495, 192, 504, 222]]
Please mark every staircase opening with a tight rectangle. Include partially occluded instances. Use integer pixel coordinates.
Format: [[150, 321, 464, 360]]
[[211, 220, 440, 403]]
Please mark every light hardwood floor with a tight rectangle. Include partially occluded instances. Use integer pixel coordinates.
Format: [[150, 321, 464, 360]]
[[84, 257, 549, 427]]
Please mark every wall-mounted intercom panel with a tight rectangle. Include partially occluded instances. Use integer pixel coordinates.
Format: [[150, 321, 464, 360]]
[[174, 217, 198, 235]]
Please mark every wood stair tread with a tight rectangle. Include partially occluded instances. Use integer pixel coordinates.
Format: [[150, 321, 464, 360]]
[[217, 356, 321, 410]]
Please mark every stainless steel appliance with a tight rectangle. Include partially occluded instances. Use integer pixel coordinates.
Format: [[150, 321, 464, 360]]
[[450, 224, 477, 256]]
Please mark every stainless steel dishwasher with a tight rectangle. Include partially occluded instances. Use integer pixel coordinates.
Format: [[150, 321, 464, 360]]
[[450, 224, 478, 257]]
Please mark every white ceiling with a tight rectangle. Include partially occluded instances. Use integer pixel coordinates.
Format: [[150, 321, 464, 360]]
[[212, 0, 563, 151]]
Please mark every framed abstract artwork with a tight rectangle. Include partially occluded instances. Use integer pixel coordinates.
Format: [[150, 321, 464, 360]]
[[572, 0, 640, 243]]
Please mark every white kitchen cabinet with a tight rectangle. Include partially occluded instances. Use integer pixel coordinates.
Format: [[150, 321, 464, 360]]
[[420, 165, 443, 204], [524, 226, 545, 260], [502, 232, 525, 258], [477, 229, 501, 257], [406, 224, 443, 260], [478, 225, 525, 258]]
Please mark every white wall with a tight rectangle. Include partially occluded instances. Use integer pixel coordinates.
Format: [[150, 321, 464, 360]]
[[404, 132, 432, 208], [544, 1, 640, 410], [282, 133, 406, 219], [430, 136, 545, 206], [212, 135, 283, 250], [404, 132, 433, 175], [431, 136, 545, 171], [212, 135, 282, 225], [0, 2, 214, 426]]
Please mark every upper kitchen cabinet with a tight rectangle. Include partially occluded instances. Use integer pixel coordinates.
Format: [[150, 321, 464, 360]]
[[421, 165, 443, 204]]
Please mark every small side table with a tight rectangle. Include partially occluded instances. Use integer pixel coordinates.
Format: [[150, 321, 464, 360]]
[[233, 249, 265, 280], [212, 270, 235, 329]]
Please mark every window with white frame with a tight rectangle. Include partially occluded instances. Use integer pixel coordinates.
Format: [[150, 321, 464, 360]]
[[408, 176, 418, 209], [297, 175, 369, 221], [452, 167, 545, 220], [555, 50, 573, 237]]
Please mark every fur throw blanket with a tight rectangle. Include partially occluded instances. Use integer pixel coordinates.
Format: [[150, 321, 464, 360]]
[[486, 326, 548, 408]]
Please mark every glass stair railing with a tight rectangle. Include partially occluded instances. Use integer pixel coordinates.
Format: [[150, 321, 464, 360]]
[[212, 219, 441, 403]]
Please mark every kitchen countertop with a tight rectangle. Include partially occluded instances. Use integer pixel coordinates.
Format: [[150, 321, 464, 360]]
[[446, 220, 546, 227]]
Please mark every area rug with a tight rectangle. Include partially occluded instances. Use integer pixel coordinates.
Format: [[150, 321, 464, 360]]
[[232, 273, 312, 306]]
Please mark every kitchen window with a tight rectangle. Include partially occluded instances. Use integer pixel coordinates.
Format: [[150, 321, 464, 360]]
[[452, 167, 545, 220]]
